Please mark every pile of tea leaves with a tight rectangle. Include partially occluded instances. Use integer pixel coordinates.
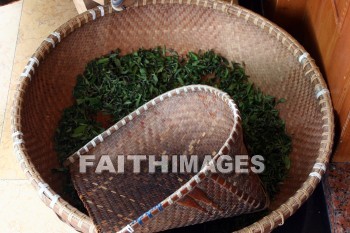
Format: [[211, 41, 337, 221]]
[[54, 47, 291, 230]]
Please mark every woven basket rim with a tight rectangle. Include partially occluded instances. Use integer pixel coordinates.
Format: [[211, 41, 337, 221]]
[[11, 1, 334, 232]]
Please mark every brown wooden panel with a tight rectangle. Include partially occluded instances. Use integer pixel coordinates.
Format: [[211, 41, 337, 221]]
[[263, 0, 306, 40], [331, 0, 350, 30]]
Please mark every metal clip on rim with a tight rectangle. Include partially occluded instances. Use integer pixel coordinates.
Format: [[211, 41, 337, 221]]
[[111, 0, 126, 11]]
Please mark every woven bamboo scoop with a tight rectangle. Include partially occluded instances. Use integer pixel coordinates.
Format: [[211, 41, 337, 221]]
[[65, 85, 269, 233]]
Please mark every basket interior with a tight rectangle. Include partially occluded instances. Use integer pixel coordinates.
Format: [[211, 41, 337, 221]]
[[20, 3, 325, 223]]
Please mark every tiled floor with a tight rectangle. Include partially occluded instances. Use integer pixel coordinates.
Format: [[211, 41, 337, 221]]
[[0, 0, 78, 232], [0, 180, 76, 232], [0, 1, 22, 143], [324, 163, 350, 233]]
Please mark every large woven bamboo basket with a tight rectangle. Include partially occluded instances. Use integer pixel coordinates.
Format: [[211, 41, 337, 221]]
[[12, 1, 334, 232]]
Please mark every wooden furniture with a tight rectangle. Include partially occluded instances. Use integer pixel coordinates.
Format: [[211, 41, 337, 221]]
[[264, 0, 350, 162]]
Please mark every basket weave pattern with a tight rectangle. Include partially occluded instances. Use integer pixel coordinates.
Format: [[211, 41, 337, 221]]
[[66, 85, 269, 232], [11, 1, 334, 232]]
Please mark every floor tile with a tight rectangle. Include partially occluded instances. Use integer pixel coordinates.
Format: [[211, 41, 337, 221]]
[[0, 180, 77, 233], [0, 1, 22, 142]]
